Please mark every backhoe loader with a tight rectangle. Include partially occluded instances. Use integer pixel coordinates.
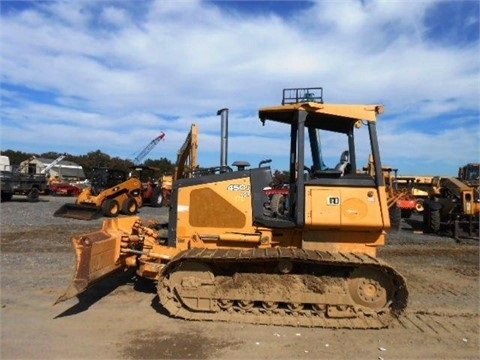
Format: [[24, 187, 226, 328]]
[[56, 87, 408, 329], [423, 163, 479, 239]]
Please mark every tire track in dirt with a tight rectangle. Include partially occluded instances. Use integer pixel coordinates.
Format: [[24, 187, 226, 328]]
[[393, 311, 478, 338]]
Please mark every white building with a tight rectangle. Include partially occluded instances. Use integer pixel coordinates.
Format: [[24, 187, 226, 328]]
[[19, 157, 85, 181]]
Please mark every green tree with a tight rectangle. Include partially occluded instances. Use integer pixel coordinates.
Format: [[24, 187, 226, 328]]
[[270, 169, 289, 187], [40, 151, 64, 160], [144, 157, 175, 175], [74, 150, 112, 179], [0, 149, 37, 165], [1, 149, 257, 183]]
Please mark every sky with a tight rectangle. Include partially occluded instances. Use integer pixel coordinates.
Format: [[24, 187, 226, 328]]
[[1, 0, 479, 176]]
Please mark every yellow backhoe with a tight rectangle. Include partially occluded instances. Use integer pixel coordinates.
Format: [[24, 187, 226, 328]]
[[423, 163, 479, 239]]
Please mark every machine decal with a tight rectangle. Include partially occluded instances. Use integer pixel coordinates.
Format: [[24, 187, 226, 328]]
[[327, 196, 340, 205], [227, 184, 251, 198], [227, 184, 250, 191]]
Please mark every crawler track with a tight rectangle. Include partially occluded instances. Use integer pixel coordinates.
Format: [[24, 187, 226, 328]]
[[158, 248, 408, 329]]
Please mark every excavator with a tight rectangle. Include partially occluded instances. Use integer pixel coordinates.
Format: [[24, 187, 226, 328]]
[[56, 87, 408, 329], [158, 123, 199, 207]]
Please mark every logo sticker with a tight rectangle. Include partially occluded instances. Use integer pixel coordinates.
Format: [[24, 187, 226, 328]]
[[327, 196, 340, 205]]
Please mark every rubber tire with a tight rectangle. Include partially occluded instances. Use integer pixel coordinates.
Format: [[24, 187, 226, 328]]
[[270, 194, 286, 216], [27, 188, 40, 202], [1, 192, 13, 202], [102, 198, 120, 217], [425, 208, 441, 233], [121, 197, 138, 215], [150, 187, 163, 208], [389, 205, 401, 231]]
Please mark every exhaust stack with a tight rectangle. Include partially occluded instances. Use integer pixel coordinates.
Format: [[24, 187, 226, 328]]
[[217, 108, 229, 170]]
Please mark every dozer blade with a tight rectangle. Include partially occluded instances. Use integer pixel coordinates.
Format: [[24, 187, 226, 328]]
[[54, 203, 103, 220], [55, 222, 125, 304]]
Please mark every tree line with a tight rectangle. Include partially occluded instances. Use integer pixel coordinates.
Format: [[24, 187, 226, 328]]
[[1, 149, 290, 187], [1, 149, 175, 180]]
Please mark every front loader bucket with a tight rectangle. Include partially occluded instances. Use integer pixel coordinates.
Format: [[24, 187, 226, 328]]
[[55, 218, 131, 304], [54, 203, 103, 220]]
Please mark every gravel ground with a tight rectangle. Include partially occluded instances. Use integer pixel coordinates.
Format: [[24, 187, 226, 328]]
[[0, 194, 166, 229], [1, 194, 479, 360]]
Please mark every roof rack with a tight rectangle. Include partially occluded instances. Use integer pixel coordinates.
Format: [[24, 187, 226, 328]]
[[282, 87, 323, 105]]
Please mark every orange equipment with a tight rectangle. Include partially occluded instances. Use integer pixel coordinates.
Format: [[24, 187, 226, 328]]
[[56, 87, 408, 329]]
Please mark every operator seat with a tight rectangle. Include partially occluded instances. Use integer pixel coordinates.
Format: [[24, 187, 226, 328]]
[[334, 150, 351, 175]]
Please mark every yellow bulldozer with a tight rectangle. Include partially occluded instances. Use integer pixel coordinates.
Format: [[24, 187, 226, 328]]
[[56, 87, 408, 329], [54, 168, 143, 220]]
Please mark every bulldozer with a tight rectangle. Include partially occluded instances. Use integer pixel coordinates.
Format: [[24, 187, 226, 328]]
[[54, 167, 143, 220], [56, 87, 408, 329]]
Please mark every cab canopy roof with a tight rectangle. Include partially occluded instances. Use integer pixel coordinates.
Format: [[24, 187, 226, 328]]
[[258, 102, 384, 134]]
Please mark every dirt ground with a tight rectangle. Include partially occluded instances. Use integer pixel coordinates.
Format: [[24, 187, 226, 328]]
[[1, 195, 479, 359]]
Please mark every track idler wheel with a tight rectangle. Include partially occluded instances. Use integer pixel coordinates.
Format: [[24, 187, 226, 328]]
[[168, 262, 216, 312], [348, 267, 393, 310]]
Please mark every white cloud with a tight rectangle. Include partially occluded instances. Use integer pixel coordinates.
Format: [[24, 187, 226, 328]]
[[101, 6, 130, 27], [0, 0, 478, 175]]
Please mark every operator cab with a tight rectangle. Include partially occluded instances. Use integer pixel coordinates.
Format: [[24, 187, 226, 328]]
[[90, 168, 128, 195], [256, 87, 387, 228]]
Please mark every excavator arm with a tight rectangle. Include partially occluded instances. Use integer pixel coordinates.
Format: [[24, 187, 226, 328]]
[[174, 124, 198, 181]]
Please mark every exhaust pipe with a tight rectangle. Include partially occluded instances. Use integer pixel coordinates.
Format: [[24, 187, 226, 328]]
[[217, 108, 229, 172]]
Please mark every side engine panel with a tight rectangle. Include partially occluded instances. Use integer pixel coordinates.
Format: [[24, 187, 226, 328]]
[[302, 177, 390, 256], [305, 185, 387, 230], [167, 167, 272, 249]]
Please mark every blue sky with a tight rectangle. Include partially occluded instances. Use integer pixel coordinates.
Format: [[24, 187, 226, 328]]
[[1, 0, 478, 176]]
